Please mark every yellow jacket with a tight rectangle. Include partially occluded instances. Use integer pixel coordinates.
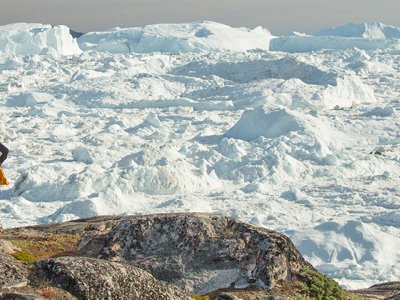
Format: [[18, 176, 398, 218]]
[[0, 166, 8, 186]]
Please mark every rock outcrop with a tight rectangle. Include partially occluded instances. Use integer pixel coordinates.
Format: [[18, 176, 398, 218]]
[[1, 293, 46, 300], [98, 213, 311, 294], [0, 254, 27, 290], [0, 213, 365, 299], [37, 256, 190, 300], [353, 281, 400, 299]]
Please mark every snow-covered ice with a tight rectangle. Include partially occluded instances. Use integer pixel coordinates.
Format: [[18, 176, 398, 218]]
[[311, 22, 400, 39], [78, 21, 271, 53], [270, 22, 400, 53], [0, 23, 81, 56], [1, 21, 400, 289]]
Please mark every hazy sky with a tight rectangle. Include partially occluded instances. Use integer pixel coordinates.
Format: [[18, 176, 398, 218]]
[[1, 0, 400, 34]]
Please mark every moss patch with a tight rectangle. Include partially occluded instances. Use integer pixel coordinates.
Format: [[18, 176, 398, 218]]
[[191, 295, 209, 300], [10, 233, 80, 262], [294, 267, 348, 300], [12, 250, 39, 263]]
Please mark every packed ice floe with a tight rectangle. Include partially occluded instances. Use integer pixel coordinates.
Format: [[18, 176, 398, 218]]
[[1, 21, 400, 289]]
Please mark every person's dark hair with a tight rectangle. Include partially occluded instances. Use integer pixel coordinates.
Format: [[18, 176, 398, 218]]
[[0, 143, 9, 165]]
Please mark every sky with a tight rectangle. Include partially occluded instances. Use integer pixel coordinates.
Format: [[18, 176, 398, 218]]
[[1, 0, 400, 34]]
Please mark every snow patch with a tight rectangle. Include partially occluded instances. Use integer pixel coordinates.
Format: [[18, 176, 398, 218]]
[[348, 61, 396, 75], [286, 220, 400, 289], [314, 75, 376, 109], [363, 211, 400, 227], [226, 107, 346, 150], [144, 112, 163, 128], [6, 92, 54, 107], [72, 146, 94, 164], [225, 108, 301, 141], [362, 107, 395, 118]]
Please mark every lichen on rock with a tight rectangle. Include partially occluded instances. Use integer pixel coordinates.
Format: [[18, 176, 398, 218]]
[[37, 256, 190, 300], [0, 254, 28, 290], [99, 213, 312, 294]]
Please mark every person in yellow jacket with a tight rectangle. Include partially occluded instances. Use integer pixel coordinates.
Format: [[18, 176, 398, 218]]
[[0, 119, 9, 185], [0, 119, 8, 164], [0, 143, 8, 166], [0, 143, 8, 185]]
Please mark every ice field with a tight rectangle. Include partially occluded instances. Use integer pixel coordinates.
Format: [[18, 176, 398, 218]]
[[1, 21, 400, 289]]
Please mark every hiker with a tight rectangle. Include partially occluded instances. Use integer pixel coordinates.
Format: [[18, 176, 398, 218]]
[[0, 119, 7, 166], [0, 143, 8, 165]]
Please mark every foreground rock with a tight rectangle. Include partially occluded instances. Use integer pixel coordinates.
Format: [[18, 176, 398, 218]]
[[1, 293, 46, 300], [98, 213, 312, 294], [353, 281, 400, 299], [38, 256, 190, 300], [0, 213, 363, 299], [0, 254, 27, 289]]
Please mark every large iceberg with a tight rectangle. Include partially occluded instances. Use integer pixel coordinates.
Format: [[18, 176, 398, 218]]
[[311, 22, 400, 39], [0, 23, 82, 56], [78, 21, 271, 53], [270, 22, 400, 53], [270, 35, 391, 53]]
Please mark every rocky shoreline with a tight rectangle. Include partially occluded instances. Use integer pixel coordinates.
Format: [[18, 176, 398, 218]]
[[0, 213, 398, 299]]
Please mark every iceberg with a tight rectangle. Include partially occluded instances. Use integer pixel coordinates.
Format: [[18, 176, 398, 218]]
[[0, 23, 81, 56], [78, 21, 271, 53]]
